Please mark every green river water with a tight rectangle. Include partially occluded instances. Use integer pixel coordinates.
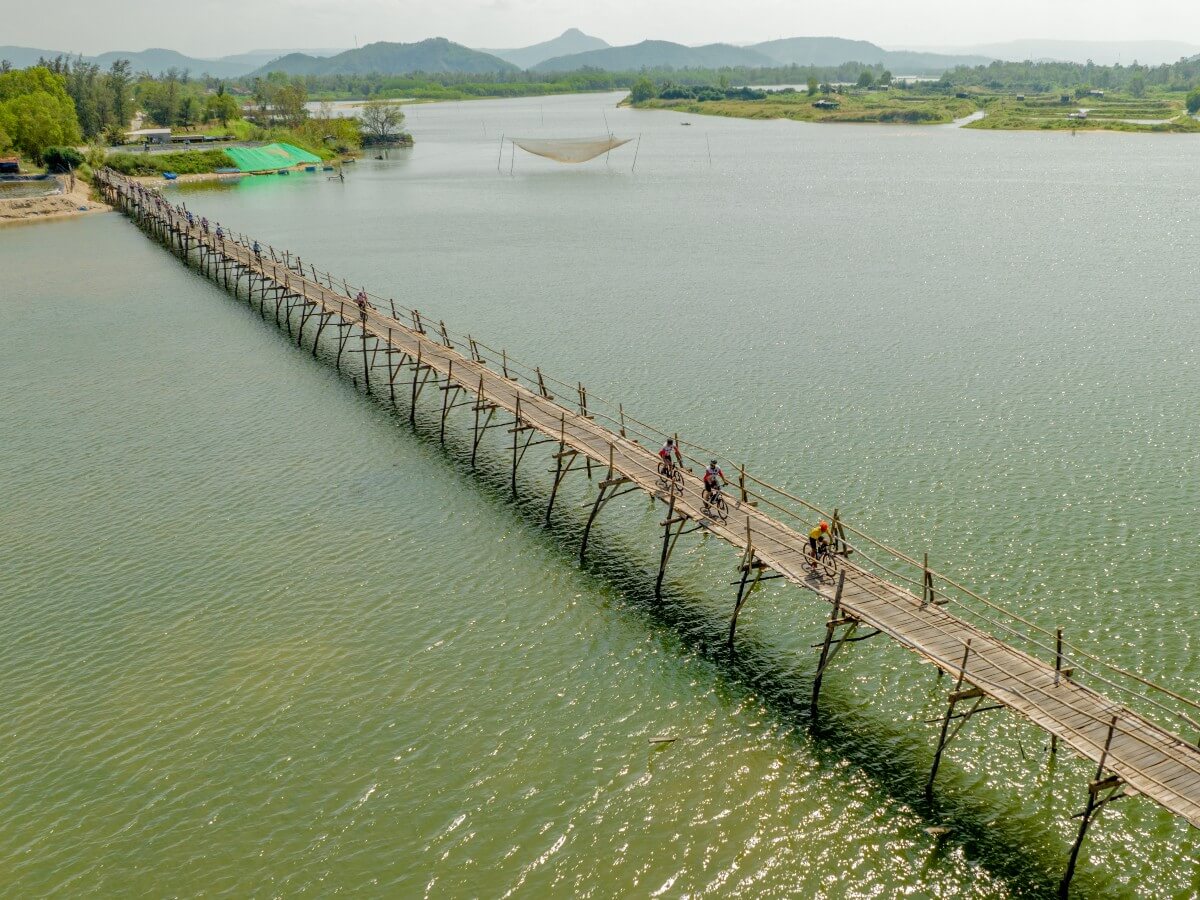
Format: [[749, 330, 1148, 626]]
[[2, 92, 1200, 897]]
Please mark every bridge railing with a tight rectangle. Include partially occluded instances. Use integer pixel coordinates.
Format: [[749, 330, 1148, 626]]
[[106, 170, 1200, 744]]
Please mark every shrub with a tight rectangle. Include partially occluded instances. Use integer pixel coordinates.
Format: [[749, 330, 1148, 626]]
[[42, 146, 85, 172]]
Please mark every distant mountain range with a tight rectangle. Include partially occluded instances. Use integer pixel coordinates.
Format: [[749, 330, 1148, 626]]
[[253, 39, 517, 76], [483, 28, 608, 69], [5, 33, 1196, 80], [908, 39, 1200, 67], [750, 37, 991, 71], [534, 40, 778, 73], [0, 44, 343, 76]]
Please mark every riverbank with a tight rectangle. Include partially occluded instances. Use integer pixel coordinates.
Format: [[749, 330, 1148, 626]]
[[628, 90, 978, 125], [629, 88, 1200, 133], [966, 92, 1200, 133], [0, 178, 109, 226]]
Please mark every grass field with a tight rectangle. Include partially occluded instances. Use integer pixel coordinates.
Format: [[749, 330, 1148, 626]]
[[104, 149, 235, 176], [967, 91, 1200, 133], [631, 89, 978, 125]]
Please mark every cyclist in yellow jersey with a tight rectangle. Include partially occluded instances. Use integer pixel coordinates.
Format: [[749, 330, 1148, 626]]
[[809, 521, 830, 557]]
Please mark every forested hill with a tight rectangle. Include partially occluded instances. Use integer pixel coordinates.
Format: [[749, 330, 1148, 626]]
[[255, 39, 518, 76], [752, 37, 991, 70], [534, 41, 776, 73], [483, 29, 608, 69], [0, 45, 256, 77]]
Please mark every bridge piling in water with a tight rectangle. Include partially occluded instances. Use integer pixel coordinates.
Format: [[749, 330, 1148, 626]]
[[96, 170, 1200, 897]]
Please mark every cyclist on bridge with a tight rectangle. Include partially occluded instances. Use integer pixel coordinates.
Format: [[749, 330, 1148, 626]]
[[658, 439, 682, 473], [356, 290, 369, 322], [809, 521, 831, 558], [702, 460, 727, 502]]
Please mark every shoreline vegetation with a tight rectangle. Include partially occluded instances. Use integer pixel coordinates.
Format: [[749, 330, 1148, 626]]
[[627, 82, 1200, 133]]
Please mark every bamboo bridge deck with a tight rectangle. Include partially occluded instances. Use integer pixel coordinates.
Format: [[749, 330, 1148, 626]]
[[96, 170, 1200, 894]]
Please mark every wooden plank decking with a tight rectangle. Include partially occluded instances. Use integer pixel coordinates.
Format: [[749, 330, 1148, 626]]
[[97, 171, 1200, 839]]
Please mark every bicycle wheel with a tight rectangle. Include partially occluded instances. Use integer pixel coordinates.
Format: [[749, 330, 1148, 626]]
[[713, 494, 729, 521], [819, 550, 837, 578], [670, 467, 685, 494], [802, 543, 819, 571]]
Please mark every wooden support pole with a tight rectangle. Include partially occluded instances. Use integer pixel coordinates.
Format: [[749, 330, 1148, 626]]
[[654, 493, 679, 599], [809, 570, 846, 713], [360, 321, 371, 394], [511, 396, 522, 495], [1051, 626, 1065, 754], [545, 414, 575, 524], [440, 360, 456, 445], [580, 480, 612, 563], [409, 345, 423, 424], [471, 376, 487, 469], [1058, 716, 1120, 899], [926, 639, 972, 799]]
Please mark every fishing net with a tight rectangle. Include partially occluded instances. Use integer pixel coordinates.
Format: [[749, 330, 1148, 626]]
[[511, 136, 632, 164]]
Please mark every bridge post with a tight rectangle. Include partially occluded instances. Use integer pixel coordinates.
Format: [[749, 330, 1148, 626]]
[[580, 475, 631, 564], [809, 570, 847, 713], [440, 360, 461, 445], [511, 397, 522, 494], [655, 494, 688, 600], [546, 414, 576, 524], [1059, 716, 1121, 899], [728, 555, 772, 652], [360, 319, 372, 394], [472, 377, 495, 469], [926, 639, 977, 799]]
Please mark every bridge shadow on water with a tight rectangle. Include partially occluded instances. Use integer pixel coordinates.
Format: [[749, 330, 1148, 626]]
[[365, 388, 1100, 900], [183, 256, 1116, 900]]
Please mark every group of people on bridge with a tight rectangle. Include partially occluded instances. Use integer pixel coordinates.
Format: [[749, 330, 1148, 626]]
[[658, 437, 833, 557], [113, 178, 318, 279]]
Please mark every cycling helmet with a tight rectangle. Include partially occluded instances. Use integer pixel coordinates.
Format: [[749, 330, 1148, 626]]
[[819, 521, 829, 531], [710, 459, 718, 466]]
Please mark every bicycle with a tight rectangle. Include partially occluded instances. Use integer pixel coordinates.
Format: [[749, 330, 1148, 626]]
[[803, 541, 837, 578], [702, 482, 729, 522], [657, 459, 685, 495]]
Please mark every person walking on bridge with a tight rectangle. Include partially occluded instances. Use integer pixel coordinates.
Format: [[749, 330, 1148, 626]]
[[356, 290, 369, 323]]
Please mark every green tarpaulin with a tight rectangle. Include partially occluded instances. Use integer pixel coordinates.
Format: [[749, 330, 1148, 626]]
[[223, 143, 322, 173]]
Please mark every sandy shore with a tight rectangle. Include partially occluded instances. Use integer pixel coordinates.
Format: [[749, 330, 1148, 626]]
[[0, 179, 111, 226]]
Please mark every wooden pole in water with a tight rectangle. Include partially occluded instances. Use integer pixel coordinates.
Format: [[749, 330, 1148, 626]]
[[810, 570, 846, 711], [631, 133, 642, 173]]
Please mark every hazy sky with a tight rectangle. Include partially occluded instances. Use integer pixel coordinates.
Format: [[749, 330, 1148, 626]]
[[8, 0, 1200, 57]]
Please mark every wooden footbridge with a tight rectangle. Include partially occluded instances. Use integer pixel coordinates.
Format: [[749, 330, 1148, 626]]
[[97, 170, 1200, 896]]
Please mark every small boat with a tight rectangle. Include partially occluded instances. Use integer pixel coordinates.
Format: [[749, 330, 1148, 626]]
[[305, 165, 317, 172], [163, 171, 178, 180], [277, 169, 289, 175], [323, 165, 335, 171]]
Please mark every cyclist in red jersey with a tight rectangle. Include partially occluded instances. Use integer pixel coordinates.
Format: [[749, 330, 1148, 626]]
[[659, 439, 682, 473], [702, 460, 727, 502]]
